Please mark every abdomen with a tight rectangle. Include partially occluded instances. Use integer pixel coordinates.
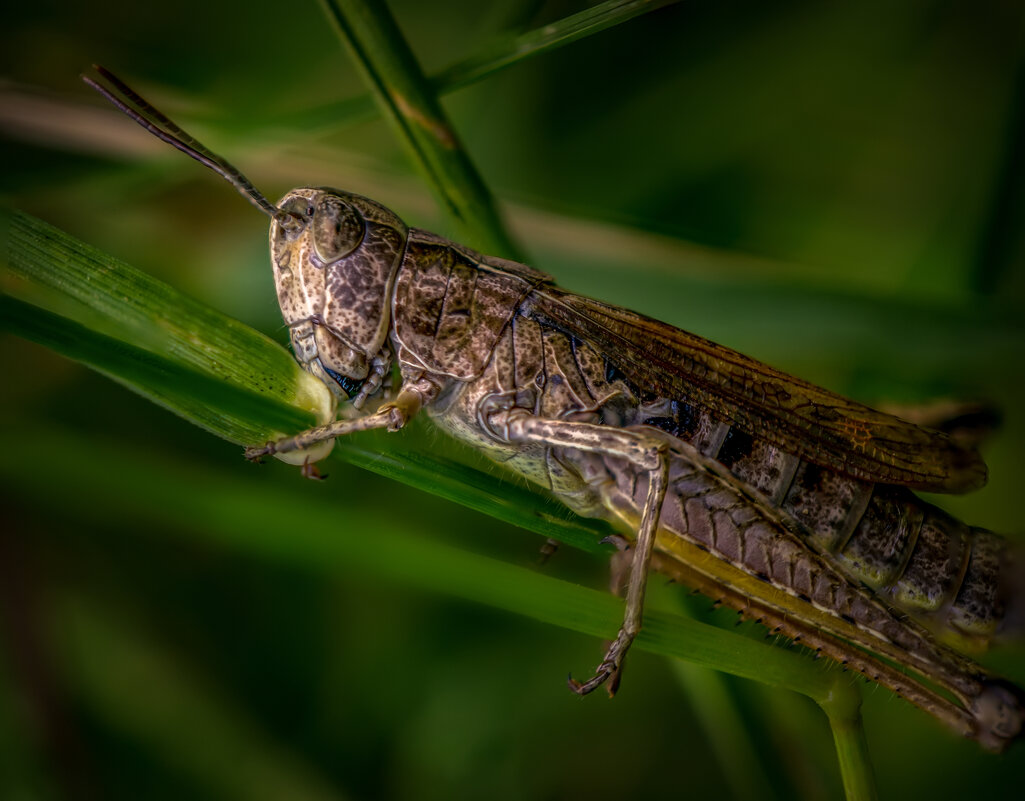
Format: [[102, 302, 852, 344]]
[[636, 399, 1008, 643]]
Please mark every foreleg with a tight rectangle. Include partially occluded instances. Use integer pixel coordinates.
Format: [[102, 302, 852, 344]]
[[246, 380, 433, 460]]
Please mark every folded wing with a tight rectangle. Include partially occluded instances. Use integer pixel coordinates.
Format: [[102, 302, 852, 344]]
[[527, 288, 986, 493]]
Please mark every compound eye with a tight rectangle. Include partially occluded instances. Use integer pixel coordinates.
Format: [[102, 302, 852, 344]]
[[313, 195, 365, 263]]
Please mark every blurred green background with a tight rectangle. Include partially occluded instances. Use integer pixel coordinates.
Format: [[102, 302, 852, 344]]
[[2, 0, 1024, 798]]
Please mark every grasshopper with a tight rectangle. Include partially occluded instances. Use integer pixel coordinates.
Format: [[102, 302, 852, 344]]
[[84, 66, 1023, 751]]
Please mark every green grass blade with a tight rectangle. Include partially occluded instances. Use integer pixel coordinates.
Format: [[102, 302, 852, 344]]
[[4, 210, 333, 425], [0, 425, 848, 710], [826, 692, 879, 801], [275, 1, 681, 132], [434, 0, 682, 92], [1, 294, 316, 444], [670, 660, 778, 800], [318, 0, 522, 258]]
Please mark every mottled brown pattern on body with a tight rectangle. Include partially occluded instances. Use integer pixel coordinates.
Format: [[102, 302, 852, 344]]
[[272, 189, 405, 333], [512, 316, 544, 396], [782, 462, 873, 551], [836, 484, 926, 582], [691, 410, 729, 456], [571, 338, 619, 405], [893, 510, 968, 612], [489, 325, 516, 394], [392, 231, 545, 379], [719, 433, 800, 504], [323, 219, 405, 353], [538, 330, 592, 419], [397, 239, 450, 340], [949, 531, 1005, 637], [840, 487, 924, 588], [274, 234, 324, 324]]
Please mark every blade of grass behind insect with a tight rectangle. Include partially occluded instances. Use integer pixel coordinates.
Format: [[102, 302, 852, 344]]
[[318, 0, 522, 259], [433, 0, 682, 92], [669, 660, 778, 801], [276, 0, 682, 130], [668, 592, 781, 801]]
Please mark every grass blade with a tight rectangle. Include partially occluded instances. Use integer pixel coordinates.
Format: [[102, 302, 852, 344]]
[[3, 210, 333, 425], [318, 0, 522, 258], [826, 695, 879, 801], [435, 0, 682, 92], [274, 1, 681, 132], [1, 424, 848, 711], [1, 294, 316, 444]]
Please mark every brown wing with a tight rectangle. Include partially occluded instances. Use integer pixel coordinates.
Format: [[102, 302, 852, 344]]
[[526, 287, 986, 493]]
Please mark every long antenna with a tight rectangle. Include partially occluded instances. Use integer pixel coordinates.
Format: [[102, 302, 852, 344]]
[[82, 65, 299, 229]]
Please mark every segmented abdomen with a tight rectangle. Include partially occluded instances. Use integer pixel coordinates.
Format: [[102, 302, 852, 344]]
[[638, 400, 1007, 641]]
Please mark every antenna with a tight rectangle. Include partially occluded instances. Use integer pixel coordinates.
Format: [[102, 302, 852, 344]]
[[82, 65, 299, 229]]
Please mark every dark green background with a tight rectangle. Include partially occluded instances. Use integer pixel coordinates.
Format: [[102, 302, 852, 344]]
[[2, 1, 1024, 798]]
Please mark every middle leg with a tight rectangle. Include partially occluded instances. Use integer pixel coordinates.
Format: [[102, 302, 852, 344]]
[[488, 408, 669, 695]]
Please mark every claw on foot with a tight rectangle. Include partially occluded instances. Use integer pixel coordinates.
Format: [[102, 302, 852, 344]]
[[537, 538, 560, 565], [382, 403, 408, 432], [300, 458, 327, 481], [567, 661, 622, 697], [568, 629, 632, 697]]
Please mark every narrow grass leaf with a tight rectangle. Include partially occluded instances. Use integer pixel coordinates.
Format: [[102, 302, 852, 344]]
[[275, 1, 682, 131], [4, 209, 333, 424], [828, 701, 879, 801], [435, 0, 683, 92], [1, 294, 314, 444], [2, 426, 847, 708], [317, 0, 521, 258]]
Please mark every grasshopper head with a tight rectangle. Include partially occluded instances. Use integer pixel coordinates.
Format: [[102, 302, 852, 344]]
[[81, 69, 411, 405], [270, 187, 408, 401]]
